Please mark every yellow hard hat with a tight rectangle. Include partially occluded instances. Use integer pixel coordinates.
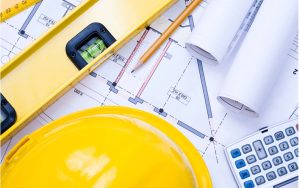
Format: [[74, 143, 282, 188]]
[[1, 107, 212, 188]]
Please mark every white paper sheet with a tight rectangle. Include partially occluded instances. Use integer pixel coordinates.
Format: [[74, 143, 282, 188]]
[[185, 0, 254, 64], [218, 0, 298, 117]]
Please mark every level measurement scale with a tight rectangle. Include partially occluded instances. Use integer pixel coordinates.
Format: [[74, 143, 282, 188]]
[[0, 0, 41, 22]]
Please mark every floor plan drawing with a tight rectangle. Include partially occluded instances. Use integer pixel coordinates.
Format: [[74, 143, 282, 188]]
[[0, 0, 298, 187], [18, 1, 43, 39]]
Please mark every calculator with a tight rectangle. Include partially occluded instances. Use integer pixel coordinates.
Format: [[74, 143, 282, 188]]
[[225, 118, 298, 188]]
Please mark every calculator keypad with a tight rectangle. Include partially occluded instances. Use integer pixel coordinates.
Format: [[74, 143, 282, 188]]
[[290, 137, 298, 146], [250, 165, 261, 175], [279, 141, 289, 151], [285, 127, 295, 136], [255, 176, 265, 185], [240, 170, 250, 179], [283, 152, 294, 161], [253, 140, 267, 159], [246, 155, 256, 164], [262, 161, 272, 170], [274, 131, 285, 140], [277, 167, 287, 176], [264, 136, 274, 145], [288, 162, 298, 172], [243, 180, 254, 188], [272, 156, 282, 166], [268, 146, 278, 155], [236, 159, 246, 169], [242, 144, 252, 154], [266, 171, 276, 181], [226, 120, 298, 188], [231, 148, 241, 158]]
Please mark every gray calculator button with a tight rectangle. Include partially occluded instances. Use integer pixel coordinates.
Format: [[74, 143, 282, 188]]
[[290, 137, 298, 147], [274, 131, 285, 141], [272, 156, 283, 166], [242, 144, 252, 154], [262, 161, 272, 170], [277, 167, 287, 176], [279, 141, 289, 151], [266, 171, 277, 181], [288, 162, 298, 172], [283, 152, 294, 161], [253, 140, 267, 159], [246, 155, 256, 164], [264, 136, 274, 145], [268, 146, 278, 155], [285, 127, 296, 136], [251, 165, 261, 175], [255, 176, 265, 185], [295, 148, 298, 157]]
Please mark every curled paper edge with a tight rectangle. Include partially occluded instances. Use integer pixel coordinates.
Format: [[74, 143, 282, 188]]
[[185, 43, 219, 65], [217, 93, 259, 118]]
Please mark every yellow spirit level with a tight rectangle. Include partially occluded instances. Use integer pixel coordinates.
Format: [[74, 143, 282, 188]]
[[0, 0, 41, 22], [0, 0, 177, 144]]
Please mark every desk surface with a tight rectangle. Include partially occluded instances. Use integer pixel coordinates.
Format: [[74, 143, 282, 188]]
[[0, 0, 298, 187]]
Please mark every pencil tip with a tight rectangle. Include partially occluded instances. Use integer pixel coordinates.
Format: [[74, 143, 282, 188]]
[[131, 61, 142, 73]]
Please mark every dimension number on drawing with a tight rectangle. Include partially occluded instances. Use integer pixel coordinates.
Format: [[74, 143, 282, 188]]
[[168, 87, 191, 105]]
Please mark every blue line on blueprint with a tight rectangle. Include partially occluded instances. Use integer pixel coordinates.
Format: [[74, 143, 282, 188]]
[[197, 60, 212, 119], [188, 5, 213, 119]]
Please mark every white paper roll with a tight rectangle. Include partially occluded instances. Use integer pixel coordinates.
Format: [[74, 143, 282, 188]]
[[218, 0, 298, 117], [185, 0, 254, 64]]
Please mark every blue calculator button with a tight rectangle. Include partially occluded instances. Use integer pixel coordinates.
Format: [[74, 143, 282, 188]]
[[235, 159, 246, 169], [231, 148, 241, 158], [244, 180, 255, 188], [239, 169, 250, 179]]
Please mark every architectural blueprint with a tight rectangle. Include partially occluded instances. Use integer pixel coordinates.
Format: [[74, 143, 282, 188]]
[[0, 0, 298, 187]]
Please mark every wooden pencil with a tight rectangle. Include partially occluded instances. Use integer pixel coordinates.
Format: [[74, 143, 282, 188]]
[[132, 0, 203, 72]]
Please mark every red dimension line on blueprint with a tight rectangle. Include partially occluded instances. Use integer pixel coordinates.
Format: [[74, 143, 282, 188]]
[[129, 39, 172, 105]]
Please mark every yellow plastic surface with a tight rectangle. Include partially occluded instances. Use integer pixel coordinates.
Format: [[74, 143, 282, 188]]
[[0, 0, 41, 22], [1, 107, 212, 188], [0, 0, 177, 144]]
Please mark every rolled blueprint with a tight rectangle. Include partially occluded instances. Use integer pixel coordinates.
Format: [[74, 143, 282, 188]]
[[185, 0, 254, 64], [218, 0, 298, 117]]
